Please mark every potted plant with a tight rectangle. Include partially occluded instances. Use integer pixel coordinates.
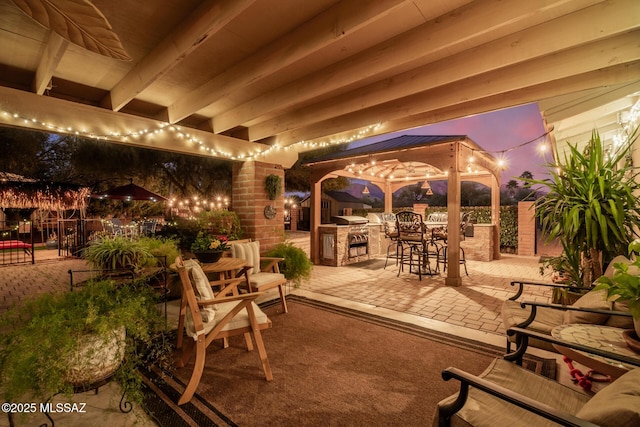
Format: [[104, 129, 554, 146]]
[[594, 239, 640, 337], [265, 241, 313, 288], [0, 280, 169, 405], [191, 232, 230, 263], [83, 235, 154, 274], [265, 174, 282, 200], [525, 128, 640, 285], [539, 242, 586, 304]]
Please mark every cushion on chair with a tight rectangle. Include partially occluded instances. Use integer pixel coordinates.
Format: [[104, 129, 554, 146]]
[[433, 358, 590, 427], [249, 271, 286, 289], [575, 368, 640, 427], [232, 241, 261, 275], [183, 259, 217, 338], [563, 289, 611, 325], [215, 301, 270, 332]]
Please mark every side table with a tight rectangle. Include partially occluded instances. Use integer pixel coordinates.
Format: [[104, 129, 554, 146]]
[[551, 324, 640, 379]]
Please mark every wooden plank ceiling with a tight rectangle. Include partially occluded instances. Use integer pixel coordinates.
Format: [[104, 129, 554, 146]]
[[0, 0, 638, 167]]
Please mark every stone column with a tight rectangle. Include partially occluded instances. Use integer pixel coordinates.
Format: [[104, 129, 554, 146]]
[[518, 201, 536, 256], [232, 161, 285, 252]]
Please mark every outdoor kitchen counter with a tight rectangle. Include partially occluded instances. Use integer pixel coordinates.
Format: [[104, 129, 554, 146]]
[[318, 223, 383, 267]]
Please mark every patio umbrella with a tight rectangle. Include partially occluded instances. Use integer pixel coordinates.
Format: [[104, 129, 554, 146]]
[[91, 182, 167, 202]]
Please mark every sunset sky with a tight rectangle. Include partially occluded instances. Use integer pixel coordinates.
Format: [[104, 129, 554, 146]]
[[351, 102, 552, 184]]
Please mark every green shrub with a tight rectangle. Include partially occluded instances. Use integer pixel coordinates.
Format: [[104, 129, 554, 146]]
[[265, 242, 313, 288], [83, 235, 154, 271]]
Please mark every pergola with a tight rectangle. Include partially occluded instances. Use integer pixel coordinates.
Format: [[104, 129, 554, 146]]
[[304, 135, 501, 286]]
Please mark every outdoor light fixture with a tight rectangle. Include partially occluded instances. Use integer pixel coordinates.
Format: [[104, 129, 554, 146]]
[[421, 181, 433, 196]]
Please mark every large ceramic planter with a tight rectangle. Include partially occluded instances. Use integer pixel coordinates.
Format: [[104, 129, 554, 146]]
[[65, 326, 126, 387], [193, 250, 224, 264]]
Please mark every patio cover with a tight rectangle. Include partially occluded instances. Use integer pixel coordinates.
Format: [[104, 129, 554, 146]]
[[304, 135, 501, 286], [0, 1, 636, 165]]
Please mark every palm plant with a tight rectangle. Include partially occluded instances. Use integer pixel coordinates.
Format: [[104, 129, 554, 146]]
[[526, 128, 640, 284]]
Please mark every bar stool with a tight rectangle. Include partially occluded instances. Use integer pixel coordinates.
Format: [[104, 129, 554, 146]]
[[435, 219, 468, 276], [396, 211, 432, 280], [382, 214, 401, 269]]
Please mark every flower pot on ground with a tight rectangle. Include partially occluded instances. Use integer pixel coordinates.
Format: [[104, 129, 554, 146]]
[[0, 280, 170, 404], [66, 326, 126, 386]]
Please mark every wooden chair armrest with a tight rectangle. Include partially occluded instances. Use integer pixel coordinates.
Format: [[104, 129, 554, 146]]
[[505, 327, 640, 368], [260, 257, 284, 273], [508, 280, 592, 301], [209, 277, 244, 297], [438, 367, 598, 427]]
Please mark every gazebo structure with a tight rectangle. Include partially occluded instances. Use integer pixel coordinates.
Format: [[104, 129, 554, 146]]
[[304, 135, 501, 286]]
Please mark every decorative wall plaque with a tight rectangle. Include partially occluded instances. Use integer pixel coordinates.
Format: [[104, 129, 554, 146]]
[[264, 204, 277, 219]]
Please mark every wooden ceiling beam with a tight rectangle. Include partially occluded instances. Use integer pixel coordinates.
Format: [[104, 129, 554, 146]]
[[167, 0, 411, 124], [248, 1, 638, 141], [215, 0, 603, 133], [0, 85, 262, 159], [540, 81, 640, 123], [103, 0, 257, 112], [33, 31, 68, 95], [275, 46, 640, 150]]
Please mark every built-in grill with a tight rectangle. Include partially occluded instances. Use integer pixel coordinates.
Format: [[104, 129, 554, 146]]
[[331, 215, 369, 225], [347, 225, 369, 258]]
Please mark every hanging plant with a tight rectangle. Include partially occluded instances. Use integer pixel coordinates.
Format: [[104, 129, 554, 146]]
[[265, 174, 282, 200]]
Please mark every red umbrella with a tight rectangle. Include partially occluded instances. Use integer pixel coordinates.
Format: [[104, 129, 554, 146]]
[[91, 183, 167, 202]]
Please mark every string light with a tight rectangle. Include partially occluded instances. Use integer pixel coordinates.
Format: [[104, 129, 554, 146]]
[[1, 109, 383, 162]]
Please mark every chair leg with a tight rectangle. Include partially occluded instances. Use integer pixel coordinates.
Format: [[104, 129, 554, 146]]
[[174, 338, 194, 368], [178, 337, 206, 405], [246, 304, 273, 381], [243, 332, 254, 351], [278, 284, 288, 313]]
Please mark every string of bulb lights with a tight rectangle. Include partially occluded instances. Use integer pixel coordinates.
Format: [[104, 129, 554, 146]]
[[4, 105, 635, 171], [0, 109, 381, 161]]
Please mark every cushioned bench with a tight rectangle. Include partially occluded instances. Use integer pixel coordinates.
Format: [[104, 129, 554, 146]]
[[0, 240, 32, 254]]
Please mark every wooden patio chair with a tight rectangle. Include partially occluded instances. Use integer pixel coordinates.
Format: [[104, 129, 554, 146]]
[[174, 256, 273, 405], [230, 240, 288, 313]]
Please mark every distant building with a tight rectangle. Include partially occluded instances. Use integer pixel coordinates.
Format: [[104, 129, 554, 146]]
[[299, 190, 371, 227]]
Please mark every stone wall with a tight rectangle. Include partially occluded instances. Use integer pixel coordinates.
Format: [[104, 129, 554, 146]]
[[461, 224, 495, 261]]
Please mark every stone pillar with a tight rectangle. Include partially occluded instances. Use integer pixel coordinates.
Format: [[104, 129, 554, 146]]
[[232, 161, 284, 252], [518, 201, 536, 256], [289, 207, 300, 231]]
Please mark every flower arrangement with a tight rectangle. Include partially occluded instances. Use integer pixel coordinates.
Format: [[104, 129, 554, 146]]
[[191, 232, 230, 252]]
